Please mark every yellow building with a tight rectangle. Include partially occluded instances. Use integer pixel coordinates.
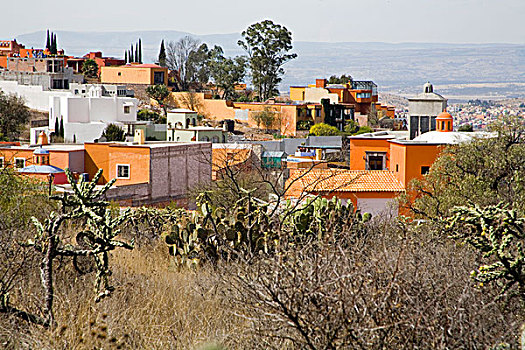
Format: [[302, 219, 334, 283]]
[[100, 63, 168, 85]]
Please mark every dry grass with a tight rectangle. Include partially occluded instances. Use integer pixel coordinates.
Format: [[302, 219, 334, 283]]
[[1, 242, 251, 349]]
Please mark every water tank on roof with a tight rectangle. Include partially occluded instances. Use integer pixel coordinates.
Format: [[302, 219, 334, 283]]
[[223, 119, 235, 132]]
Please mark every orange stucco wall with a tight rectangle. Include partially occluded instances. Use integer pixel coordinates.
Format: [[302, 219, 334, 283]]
[[0, 149, 33, 167], [101, 66, 168, 85], [84, 143, 150, 185], [349, 138, 392, 170], [107, 145, 150, 186], [84, 143, 111, 184], [389, 142, 443, 187], [290, 87, 306, 101]]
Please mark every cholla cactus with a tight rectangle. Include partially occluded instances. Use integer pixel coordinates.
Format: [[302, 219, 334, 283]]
[[448, 203, 525, 303], [26, 168, 133, 326]]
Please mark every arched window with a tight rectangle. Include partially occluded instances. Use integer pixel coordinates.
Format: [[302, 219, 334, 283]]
[[186, 118, 190, 128], [212, 136, 219, 143]]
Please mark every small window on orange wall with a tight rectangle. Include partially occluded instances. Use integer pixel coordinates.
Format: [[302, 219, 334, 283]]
[[116, 164, 130, 179], [421, 166, 430, 175]]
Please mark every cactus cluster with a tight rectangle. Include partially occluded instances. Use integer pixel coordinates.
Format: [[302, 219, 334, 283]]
[[131, 191, 372, 267], [161, 192, 275, 266], [284, 197, 371, 243], [448, 203, 525, 301]]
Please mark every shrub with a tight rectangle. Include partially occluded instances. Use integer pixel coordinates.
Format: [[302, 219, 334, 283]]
[[309, 123, 340, 136]]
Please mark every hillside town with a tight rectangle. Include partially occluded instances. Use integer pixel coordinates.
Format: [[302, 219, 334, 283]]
[[0, 32, 498, 215], [1, 18, 524, 349]]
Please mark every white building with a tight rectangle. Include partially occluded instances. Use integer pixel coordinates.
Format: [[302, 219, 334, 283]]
[[39, 94, 138, 144]]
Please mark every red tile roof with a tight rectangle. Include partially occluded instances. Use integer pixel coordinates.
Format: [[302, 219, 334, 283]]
[[123, 63, 164, 69], [286, 169, 405, 198]]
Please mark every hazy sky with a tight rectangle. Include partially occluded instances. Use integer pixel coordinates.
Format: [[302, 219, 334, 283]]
[[3, 0, 524, 43]]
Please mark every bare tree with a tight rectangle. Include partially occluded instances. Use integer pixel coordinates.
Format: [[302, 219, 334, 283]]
[[166, 36, 200, 91]]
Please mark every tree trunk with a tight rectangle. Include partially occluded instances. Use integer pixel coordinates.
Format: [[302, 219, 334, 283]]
[[41, 235, 55, 326]]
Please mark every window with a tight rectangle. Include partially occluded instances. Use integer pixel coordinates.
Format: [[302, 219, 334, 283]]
[[396, 164, 399, 172], [153, 71, 165, 85], [118, 72, 122, 76], [421, 166, 430, 175], [124, 106, 130, 114], [0, 157, 4, 168], [365, 152, 386, 170], [116, 164, 130, 179], [15, 157, 25, 169]]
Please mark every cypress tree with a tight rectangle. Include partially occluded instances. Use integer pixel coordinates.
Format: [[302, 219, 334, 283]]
[[138, 39, 142, 63], [53, 33, 57, 54], [158, 39, 166, 67], [134, 43, 138, 64], [130, 44, 134, 62], [46, 30, 50, 50], [59, 118, 64, 138], [125, 50, 128, 63], [54, 117, 59, 135]]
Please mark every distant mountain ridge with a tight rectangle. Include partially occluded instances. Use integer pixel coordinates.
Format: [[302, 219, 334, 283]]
[[15, 30, 525, 97]]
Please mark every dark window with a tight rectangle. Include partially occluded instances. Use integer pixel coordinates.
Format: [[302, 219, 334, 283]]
[[153, 71, 165, 84], [0, 157, 4, 168], [15, 158, 25, 169], [366, 152, 386, 170], [368, 156, 383, 170], [421, 166, 430, 175], [396, 164, 399, 172], [117, 164, 130, 179]]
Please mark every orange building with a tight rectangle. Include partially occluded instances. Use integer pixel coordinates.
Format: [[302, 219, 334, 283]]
[[100, 63, 168, 85], [290, 78, 395, 123], [286, 169, 404, 216], [285, 111, 483, 216], [348, 111, 474, 188], [66, 52, 126, 75], [0, 137, 212, 206]]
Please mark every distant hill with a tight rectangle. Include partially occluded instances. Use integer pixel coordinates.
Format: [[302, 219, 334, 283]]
[[15, 30, 525, 98]]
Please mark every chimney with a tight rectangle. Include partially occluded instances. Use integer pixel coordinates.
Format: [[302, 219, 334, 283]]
[[134, 129, 145, 144], [316, 79, 327, 88]]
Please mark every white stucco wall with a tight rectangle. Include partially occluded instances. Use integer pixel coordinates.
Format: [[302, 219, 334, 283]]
[[304, 87, 339, 104], [0, 80, 70, 111]]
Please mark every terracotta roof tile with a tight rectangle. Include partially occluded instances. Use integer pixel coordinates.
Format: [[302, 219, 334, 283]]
[[286, 169, 405, 198]]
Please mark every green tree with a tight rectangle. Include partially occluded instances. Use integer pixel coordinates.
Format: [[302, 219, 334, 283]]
[[101, 124, 125, 142], [209, 46, 247, 100], [0, 90, 30, 141], [328, 74, 353, 85], [186, 43, 211, 90], [158, 39, 166, 67], [137, 109, 164, 124], [238, 20, 297, 101], [458, 123, 474, 132], [253, 107, 278, 130], [146, 84, 170, 116], [82, 59, 99, 79], [354, 126, 372, 135], [309, 123, 340, 136]]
